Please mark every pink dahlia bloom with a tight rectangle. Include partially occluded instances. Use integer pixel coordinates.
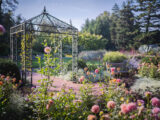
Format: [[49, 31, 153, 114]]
[[152, 107, 160, 114], [91, 105, 100, 114], [107, 101, 116, 109], [116, 79, 121, 83], [145, 91, 152, 97], [120, 104, 129, 114], [110, 67, 115, 72], [87, 114, 97, 120], [127, 102, 137, 112], [95, 69, 99, 74], [79, 76, 85, 83], [0, 25, 5, 35], [44, 47, 51, 54], [151, 97, 160, 107]]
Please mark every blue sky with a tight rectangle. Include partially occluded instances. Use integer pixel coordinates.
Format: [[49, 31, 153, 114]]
[[15, 0, 125, 30]]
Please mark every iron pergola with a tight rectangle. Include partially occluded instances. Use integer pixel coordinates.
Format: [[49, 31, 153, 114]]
[[10, 7, 78, 85]]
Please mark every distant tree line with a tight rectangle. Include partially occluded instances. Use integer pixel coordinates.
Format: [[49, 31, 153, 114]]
[[81, 0, 160, 50]]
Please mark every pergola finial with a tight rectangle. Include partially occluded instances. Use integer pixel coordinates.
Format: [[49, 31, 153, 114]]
[[43, 6, 46, 13]]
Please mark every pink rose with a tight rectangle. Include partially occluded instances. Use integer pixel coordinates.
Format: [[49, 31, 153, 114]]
[[95, 69, 99, 74], [91, 105, 100, 114], [107, 101, 116, 109]]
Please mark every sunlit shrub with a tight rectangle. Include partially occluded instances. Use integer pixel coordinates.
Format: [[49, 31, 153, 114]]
[[103, 51, 127, 63]]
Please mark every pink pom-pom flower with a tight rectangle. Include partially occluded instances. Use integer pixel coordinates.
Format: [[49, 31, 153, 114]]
[[120, 104, 129, 114], [91, 105, 100, 114], [152, 107, 160, 114], [95, 69, 99, 74], [127, 102, 137, 112], [44, 47, 51, 54], [151, 97, 160, 107], [107, 101, 116, 109]]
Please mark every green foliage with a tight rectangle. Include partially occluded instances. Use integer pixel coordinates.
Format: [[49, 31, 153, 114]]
[[78, 32, 107, 51], [103, 52, 127, 63], [66, 59, 87, 71], [141, 56, 160, 66], [0, 0, 21, 56], [0, 59, 21, 81], [0, 75, 29, 120], [87, 64, 98, 71], [138, 63, 160, 78], [139, 56, 160, 78]]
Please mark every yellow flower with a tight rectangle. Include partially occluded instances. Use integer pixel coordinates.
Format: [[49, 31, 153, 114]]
[[120, 97, 124, 101], [57, 93, 60, 97], [126, 99, 129, 103], [99, 111, 104, 116]]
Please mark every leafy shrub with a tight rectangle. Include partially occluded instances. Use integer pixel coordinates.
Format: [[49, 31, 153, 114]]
[[0, 75, 27, 120], [0, 60, 21, 81], [87, 64, 98, 71], [103, 51, 127, 63], [138, 62, 160, 79], [141, 56, 160, 66], [66, 59, 87, 71]]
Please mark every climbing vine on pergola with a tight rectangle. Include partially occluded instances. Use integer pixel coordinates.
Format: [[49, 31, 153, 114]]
[[10, 7, 78, 85]]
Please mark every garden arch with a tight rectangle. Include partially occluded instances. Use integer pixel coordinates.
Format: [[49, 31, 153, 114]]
[[10, 7, 78, 85]]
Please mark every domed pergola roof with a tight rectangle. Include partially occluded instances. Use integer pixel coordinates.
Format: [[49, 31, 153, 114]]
[[11, 7, 78, 35]]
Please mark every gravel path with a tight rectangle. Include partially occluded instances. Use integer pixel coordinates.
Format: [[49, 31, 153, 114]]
[[32, 73, 102, 95]]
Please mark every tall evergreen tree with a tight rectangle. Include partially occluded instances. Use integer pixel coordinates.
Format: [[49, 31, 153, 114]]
[[110, 3, 120, 49], [133, 0, 160, 45], [116, 1, 135, 49], [134, 0, 160, 33], [0, 0, 19, 56]]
